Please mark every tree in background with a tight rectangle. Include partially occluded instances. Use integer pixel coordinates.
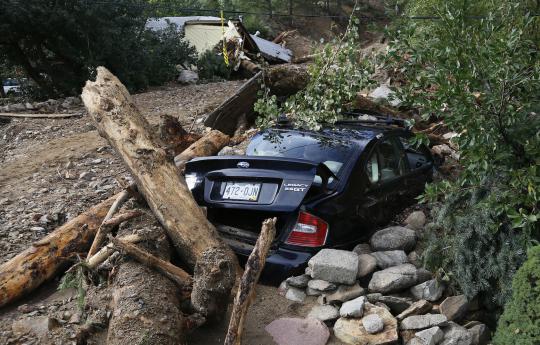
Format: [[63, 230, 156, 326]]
[[385, 0, 539, 308], [0, 0, 195, 98]]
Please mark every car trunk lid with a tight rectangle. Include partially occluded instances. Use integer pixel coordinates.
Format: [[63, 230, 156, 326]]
[[185, 156, 335, 212]]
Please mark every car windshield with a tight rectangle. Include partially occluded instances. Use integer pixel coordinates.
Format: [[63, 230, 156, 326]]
[[246, 130, 355, 177]]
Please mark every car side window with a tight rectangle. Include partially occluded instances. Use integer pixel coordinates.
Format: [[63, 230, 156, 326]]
[[378, 138, 401, 181], [366, 150, 379, 184]]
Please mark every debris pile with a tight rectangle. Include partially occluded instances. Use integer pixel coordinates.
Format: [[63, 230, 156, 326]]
[[276, 211, 491, 345]]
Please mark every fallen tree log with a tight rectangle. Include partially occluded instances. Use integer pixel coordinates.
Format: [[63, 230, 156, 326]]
[[224, 218, 276, 345], [173, 129, 230, 169], [82, 67, 237, 320], [82, 67, 235, 268], [0, 195, 116, 308], [204, 71, 262, 136], [107, 223, 186, 345]]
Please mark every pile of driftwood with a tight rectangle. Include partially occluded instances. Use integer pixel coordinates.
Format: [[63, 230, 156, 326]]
[[0, 67, 274, 345]]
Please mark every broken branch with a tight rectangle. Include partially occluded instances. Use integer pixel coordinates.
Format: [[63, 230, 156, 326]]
[[110, 236, 192, 289], [87, 189, 131, 257], [224, 218, 277, 345]]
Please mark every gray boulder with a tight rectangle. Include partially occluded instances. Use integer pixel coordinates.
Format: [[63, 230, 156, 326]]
[[371, 250, 409, 269], [307, 279, 336, 292], [286, 274, 310, 288], [325, 283, 365, 304], [405, 211, 427, 230], [285, 287, 306, 302], [468, 323, 490, 345], [415, 326, 444, 345], [440, 322, 472, 345], [357, 254, 377, 278], [362, 314, 384, 334], [368, 264, 419, 293], [401, 314, 448, 330], [370, 226, 417, 252], [308, 249, 358, 285], [440, 295, 469, 321], [397, 300, 433, 321], [340, 296, 366, 318], [307, 305, 340, 322], [353, 243, 372, 255], [410, 279, 445, 302]]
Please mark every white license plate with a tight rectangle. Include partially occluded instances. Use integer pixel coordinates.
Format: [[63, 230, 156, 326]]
[[222, 182, 261, 201]]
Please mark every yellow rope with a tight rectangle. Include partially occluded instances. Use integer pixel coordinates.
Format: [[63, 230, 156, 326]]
[[220, 10, 229, 66]]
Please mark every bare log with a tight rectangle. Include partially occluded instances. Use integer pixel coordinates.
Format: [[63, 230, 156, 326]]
[[87, 189, 130, 257], [107, 223, 186, 345], [224, 218, 276, 345], [81, 67, 235, 270], [0, 195, 116, 308], [173, 129, 231, 169], [110, 236, 192, 288], [204, 71, 262, 136], [191, 247, 236, 323]]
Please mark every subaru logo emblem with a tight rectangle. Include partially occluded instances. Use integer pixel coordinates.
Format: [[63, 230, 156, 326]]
[[237, 161, 250, 169]]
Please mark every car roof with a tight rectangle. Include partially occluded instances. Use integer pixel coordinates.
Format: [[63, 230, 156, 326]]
[[270, 123, 408, 149]]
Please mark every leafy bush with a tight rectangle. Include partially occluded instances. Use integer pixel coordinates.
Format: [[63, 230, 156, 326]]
[[196, 50, 232, 81], [493, 246, 540, 345], [254, 8, 374, 129], [383, 0, 540, 307]]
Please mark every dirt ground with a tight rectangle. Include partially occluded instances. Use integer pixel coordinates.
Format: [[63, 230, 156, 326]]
[[0, 79, 348, 345]]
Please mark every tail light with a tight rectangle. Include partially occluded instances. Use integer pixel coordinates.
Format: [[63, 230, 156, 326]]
[[285, 211, 328, 247]]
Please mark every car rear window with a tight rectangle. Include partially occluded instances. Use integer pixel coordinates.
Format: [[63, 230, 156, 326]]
[[246, 130, 354, 176]]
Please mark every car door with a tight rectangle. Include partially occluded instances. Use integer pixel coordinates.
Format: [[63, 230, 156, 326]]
[[358, 136, 410, 226]]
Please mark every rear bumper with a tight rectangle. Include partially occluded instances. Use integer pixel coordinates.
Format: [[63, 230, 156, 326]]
[[223, 237, 312, 284]]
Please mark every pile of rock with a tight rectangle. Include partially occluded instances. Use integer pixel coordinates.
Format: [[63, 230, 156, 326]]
[[0, 96, 83, 113], [272, 211, 491, 345]]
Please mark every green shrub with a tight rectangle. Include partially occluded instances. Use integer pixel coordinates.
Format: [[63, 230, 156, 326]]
[[493, 246, 540, 345], [196, 50, 232, 81], [423, 178, 529, 306], [0, 0, 196, 97]]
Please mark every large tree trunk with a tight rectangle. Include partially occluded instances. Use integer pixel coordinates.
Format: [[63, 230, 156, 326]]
[[0, 195, 116, 308], [81, 67, 237, 320], [106, 222, 186, 345], [204, 71, 262, 136], [81, 67, 234, 269]]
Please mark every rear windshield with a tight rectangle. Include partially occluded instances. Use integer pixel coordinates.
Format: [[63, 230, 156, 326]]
[[246, 130, 355, 176]]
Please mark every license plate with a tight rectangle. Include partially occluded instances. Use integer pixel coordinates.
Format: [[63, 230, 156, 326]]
[[222, 182, 261, 201]]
